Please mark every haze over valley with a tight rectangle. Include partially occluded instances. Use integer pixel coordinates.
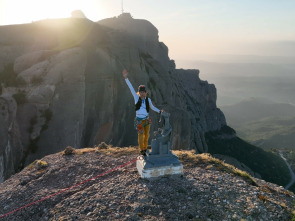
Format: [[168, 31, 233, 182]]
[[177, 55, 295, 106]]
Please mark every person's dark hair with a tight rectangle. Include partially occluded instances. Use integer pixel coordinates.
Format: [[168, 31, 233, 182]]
[[138, 85, 146, 92]]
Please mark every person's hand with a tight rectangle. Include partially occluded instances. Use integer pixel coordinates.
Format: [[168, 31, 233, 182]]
[[160, 109, 164, 113], [122, 69, 128, 79]]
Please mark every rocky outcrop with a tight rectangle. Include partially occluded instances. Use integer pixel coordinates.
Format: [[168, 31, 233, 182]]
[[0, 96, 23, 182], [0, 15, 227, 181], [0, 148, 294, 220], [71, 10, 87, 19]]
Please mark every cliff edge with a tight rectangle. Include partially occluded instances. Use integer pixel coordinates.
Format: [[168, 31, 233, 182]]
[[0, 146, 294, 220]]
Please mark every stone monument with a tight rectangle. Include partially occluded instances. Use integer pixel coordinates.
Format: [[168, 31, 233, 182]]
[[136, 112, 183, 178]]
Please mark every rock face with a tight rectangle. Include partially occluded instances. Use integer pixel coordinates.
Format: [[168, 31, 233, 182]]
[[0, 15, 227, 181]]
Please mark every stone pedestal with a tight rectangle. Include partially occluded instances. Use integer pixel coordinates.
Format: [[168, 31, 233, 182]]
[[136, 112, 183, 178], [136, 154, 183, 178]]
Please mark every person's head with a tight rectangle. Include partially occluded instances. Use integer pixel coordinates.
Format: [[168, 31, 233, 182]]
[[138, 85, 147, 98]]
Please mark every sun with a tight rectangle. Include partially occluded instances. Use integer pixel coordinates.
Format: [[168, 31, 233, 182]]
[[1, 0, 106, 25]]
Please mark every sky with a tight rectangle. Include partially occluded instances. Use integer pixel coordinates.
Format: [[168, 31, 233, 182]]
[[0, 0, 295, 61]]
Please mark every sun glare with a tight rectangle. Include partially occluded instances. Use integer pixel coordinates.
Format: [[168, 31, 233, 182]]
[[1, 0, 105, 25]]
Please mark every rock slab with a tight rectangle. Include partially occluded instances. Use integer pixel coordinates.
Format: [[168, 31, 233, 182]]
[[136, 155, 183, 178]]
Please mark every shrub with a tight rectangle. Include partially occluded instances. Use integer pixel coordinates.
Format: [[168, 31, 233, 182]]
[[40, 108, 53, 132], [28, 160, 48, 170], [0, 63, 26, 87], [35, 160, 48, 170], [41, 108, 53, 121], [12, 91, 27, 105], [97, 142, 108, 150], [41, 124, 48, 132], [63, 146, 76, 155], [28, 116, 38, 133], [29, 136, 40, 153]]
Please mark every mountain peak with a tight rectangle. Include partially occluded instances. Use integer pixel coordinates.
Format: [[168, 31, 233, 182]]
[[71, 10, 87, 19], [0, 146, 293, 220]]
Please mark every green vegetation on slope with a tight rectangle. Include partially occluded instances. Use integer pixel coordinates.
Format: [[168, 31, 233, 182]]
[[289, 184, 295, 193], [205, 133, 290, 187], [236, 116, 295, 150], [221, 97, 295, 127], [221, 98, 295, 150], [0, 63, 26, 91], [275, 149, 295, 193]]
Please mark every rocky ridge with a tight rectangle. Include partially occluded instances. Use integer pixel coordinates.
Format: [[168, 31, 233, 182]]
[[0, 146, 294, 221], [0, 14, 227, 181]]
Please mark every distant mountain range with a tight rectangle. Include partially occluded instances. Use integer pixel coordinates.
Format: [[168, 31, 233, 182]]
[[221, 97, 295, 125], [243, 116, 295, 149], [221, 97, 295, 149], [176, 59, 295, 106], [177, 54, 295, 66]]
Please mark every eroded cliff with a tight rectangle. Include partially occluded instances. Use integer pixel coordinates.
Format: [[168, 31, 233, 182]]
[[0, 14, 227, 181]]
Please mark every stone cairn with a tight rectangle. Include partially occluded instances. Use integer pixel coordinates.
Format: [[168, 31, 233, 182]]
[[136, 112, 183, 178]]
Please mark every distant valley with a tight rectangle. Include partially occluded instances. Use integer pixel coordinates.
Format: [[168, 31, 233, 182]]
[[221, 97, 295, 150], [220, 98, 295, 190], [177, 57, 295, 150], [177, 57, 295, 106], [177, 58, 295, 191]]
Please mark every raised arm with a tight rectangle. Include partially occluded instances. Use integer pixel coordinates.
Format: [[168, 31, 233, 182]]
[[122, 69, 138, 103]]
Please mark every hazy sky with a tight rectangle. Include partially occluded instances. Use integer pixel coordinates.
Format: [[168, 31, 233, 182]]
[[0, 0, 294, 60]]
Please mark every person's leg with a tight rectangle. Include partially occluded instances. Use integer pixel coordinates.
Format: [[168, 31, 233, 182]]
[[137, 120, 144, 151], [138, 132, 144, 150], [143, 123, 150, 150]]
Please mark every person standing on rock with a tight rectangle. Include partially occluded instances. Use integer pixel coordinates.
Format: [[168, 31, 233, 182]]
[[122, 69, 164, 156]]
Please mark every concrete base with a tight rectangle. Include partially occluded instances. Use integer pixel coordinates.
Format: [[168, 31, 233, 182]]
[[136, 155, 183, 179]]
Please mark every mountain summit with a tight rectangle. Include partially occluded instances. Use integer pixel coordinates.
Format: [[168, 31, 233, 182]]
[[0, 146, 294, 220], [0, 14, 291, 193]]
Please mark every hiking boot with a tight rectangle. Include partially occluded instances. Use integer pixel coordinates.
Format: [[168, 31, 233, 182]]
[[140, 150, 147, 156]]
